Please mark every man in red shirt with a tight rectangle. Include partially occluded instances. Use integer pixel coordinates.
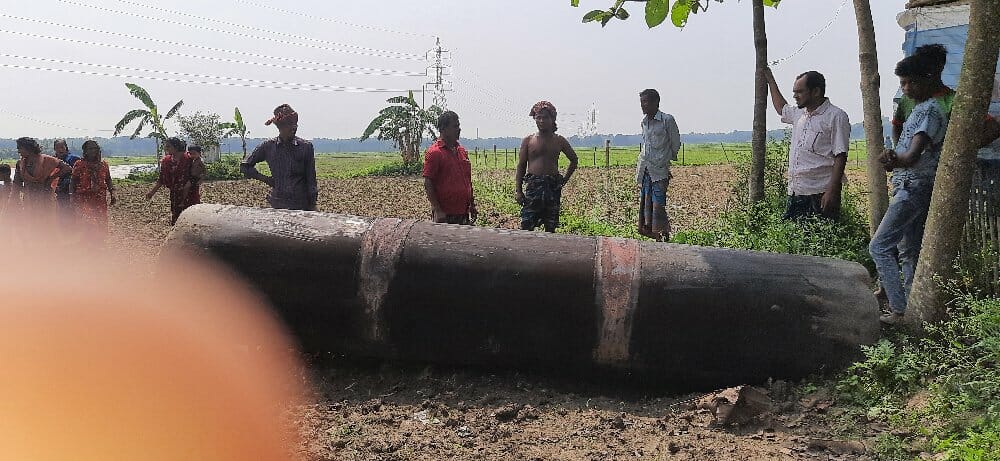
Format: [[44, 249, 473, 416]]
[[422, 111, 476, 224]]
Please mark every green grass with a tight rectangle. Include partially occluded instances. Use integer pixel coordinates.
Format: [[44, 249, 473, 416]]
[[464, 141, 872, 171], [239, 153, 400, 179], [113, 141, 875, 184], [104, 156, 158, 166]]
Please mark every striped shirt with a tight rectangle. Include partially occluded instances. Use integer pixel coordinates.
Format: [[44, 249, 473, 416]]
[[241, 136, 318, 210]]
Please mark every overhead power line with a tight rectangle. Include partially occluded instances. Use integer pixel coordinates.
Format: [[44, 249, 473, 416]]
[[0, 106, 99, 132], [449, 49, 524, 109], [112, 0, 422, 58], [57, 0, 423, 61], [230, 0, 435, 39], [0, 53, 413, 92], [0, 29, 426, 79], [1, 14, 425, 77], [770, 0, 850, 67], [0, 62, 415, 93]]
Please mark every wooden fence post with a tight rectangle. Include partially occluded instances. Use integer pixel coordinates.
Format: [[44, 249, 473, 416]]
[[605, 140, 611, 168], [593, 147, 597, 167]]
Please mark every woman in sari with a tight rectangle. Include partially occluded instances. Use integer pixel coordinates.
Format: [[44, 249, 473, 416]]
[[71, 140, 116, 237], [145, 137, 196, 225]]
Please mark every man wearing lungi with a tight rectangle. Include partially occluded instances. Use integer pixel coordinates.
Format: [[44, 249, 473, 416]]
[[637, 89, 680, 241], [515, 101, 578, 233]]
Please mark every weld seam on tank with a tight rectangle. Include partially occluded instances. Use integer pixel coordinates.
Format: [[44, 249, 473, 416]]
[[593, 237, 641, 366], [358, 217, 417, 343]]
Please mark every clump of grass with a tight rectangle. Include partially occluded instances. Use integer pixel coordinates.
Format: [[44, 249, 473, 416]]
[[346, 161, 423, 178], [836, 286, 1000, 459], [670, 136, 872, 270], [204, 156, 243, 180]]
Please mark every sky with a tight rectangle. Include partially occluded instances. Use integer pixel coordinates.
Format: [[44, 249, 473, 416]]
[[0, 0, 912, 140]]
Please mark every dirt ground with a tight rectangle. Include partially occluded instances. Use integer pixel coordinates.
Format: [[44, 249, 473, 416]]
[[105, 165, 878, 461]]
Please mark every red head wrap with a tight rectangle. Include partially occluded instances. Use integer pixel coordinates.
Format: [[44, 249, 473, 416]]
[[265, 104, 299, 126]]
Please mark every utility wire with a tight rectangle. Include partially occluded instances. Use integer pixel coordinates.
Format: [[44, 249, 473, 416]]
[[769, 0, 850, 67], [0, 53, 413, 92], [0, 29, 427, 80], [230, 0, 435, 39], [450, 85, 533, 131], [1, 14, 424, 77], [57, 0, 423, 61], [112, 0, 422, 58], [0, 62, 415, 93], [0, 106, 98, 132], [450, 49, 524, 109]]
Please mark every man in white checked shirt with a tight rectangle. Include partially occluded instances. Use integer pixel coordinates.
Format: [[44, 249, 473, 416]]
[[763, 67, 850, 220], [636, 89, 680, 242]]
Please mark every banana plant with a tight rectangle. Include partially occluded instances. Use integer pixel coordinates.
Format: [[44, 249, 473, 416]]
[[360, 90, 443, 165], [112, 83, 183, 159], [218, 107, 249, 159]]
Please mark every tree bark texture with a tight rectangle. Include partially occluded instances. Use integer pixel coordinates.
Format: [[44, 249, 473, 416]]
[[853, 0, 890, 236], [907, 0, 1000, 327], [750, 0, 769, 203]]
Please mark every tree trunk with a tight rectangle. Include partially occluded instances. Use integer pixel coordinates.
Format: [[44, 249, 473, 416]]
[[750, 0, 768, 203], [853, 0, 890, 236], [906, 0, 1000, 327]]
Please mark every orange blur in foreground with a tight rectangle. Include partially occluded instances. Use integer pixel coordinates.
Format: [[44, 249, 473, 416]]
[[0, 220, 308, 461]]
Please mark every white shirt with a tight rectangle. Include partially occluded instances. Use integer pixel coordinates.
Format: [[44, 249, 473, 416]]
[[781, 99, 851, 195], [637, 111, 680, 183]]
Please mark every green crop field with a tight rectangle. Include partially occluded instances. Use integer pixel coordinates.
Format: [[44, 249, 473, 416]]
[[464, 140, 872, 171], [108, 140, 874, 180]]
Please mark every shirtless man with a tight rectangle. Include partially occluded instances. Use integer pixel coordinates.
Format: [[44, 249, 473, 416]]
[[515, 101, 578, 233]]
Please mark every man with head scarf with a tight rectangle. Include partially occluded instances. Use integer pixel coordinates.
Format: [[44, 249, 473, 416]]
[[240, 104, 318, 211], [515, 101, 578, 233]]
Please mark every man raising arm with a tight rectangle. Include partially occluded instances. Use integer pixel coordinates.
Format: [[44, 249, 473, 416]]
[[763, 67, 849, 219]]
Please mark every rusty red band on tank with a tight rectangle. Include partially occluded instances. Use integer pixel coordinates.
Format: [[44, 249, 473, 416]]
[[358, 217, 418, 342], [593, 237, 641, 366]]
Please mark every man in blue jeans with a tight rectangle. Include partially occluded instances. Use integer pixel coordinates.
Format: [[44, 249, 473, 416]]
[[870, 53, 948, 325]]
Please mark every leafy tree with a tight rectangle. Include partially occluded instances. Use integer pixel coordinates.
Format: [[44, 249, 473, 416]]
[[218, 107, 249, 159], [112, 83, 183, 159], [360, 90, 443, 165], [177, 111, 223, 150], [572, 0, 779, 202], [573, 0, 779, 29], [908, 0, 1000, 327]]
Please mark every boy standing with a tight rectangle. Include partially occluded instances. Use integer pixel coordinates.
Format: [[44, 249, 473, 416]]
[[870, 53, 949, 325]]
